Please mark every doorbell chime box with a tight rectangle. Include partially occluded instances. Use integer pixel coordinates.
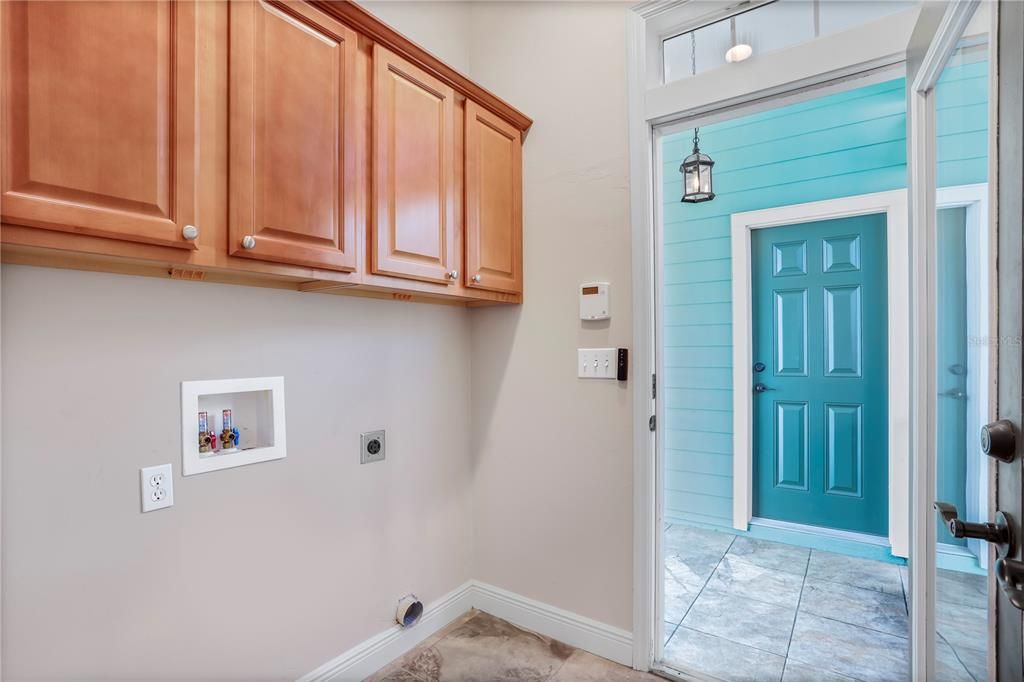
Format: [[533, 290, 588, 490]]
[[580, 282, 610, 320]]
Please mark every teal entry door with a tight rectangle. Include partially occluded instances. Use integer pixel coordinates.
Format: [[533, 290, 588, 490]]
[[751, 213, 888, 536]]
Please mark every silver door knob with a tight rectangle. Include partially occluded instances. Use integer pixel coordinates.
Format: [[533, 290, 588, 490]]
[[447, 270, 459, 280], [471, 274, 482, 283], [241, 235, 257, 250], [182, 224, 199, 241]]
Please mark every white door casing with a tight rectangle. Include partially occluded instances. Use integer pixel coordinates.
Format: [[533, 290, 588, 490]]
[[730, 190, 911, 557]]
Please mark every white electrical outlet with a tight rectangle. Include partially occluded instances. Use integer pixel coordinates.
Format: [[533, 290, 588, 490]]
[[140, 463, 174, 512]]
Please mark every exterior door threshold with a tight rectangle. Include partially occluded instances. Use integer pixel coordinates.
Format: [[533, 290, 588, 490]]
[[748, 517, 901, 563]]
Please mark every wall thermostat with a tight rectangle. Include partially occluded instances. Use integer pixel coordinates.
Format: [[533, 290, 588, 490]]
[[580, 282, 610, 320]]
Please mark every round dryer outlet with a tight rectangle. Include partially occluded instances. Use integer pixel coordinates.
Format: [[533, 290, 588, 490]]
[[360, 430, 386, 464]]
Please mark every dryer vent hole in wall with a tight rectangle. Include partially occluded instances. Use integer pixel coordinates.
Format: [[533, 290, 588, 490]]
[[396, 594, 423, 628]]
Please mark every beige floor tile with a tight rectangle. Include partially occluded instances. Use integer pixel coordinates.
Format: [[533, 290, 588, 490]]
[[550, 650, 658, 681], [364, 610, 479, 682], [396, 611, 574, 681]]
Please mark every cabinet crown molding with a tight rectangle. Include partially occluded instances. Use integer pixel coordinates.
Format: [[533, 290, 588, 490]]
[[308, 0, 533, 137]]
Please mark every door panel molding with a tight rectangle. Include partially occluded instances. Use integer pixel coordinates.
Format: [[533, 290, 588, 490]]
[[228, 0, 360, 272], [0, 0, 198, 250], [465, 100, 523, 294], [731, 189, 910, 554], [371, 44, 456, 285]]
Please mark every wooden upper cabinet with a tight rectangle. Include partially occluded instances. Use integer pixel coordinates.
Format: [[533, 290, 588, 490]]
[[372, 44, 458, 286], [0, 0, 199, 250], [228, 0, 360, 272], [464, 101, 523, 295]]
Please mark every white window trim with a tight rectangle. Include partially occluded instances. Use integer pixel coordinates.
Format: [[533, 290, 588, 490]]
[[644, 5, 921, 125], [729, 189, 911, 558]]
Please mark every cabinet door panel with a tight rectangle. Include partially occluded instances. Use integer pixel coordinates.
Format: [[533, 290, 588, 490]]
[[465, 101, 522, 294], [372, 45, 456, 285], [1, 0, 197, 249], [229, 0, 359, 271]]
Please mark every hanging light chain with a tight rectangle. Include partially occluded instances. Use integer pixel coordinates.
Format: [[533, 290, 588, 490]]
[[690, 31, 700, 154], [690, 29, 696, 77], [680, 25, 714, 203]]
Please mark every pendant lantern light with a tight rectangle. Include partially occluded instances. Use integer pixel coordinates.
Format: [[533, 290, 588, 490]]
[[680, 130, 715, 203], [680, 31, 715, 203]]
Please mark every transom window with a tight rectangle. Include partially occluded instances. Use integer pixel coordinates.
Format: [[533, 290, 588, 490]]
[[663, 0, 917, 83]]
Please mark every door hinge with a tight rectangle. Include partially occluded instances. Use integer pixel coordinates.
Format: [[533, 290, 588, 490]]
[[652, 373, 657, 399], [649, 415, 656, 431]]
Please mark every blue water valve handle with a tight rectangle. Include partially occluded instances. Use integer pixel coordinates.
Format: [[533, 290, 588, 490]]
[[232, 427, 240, 447]]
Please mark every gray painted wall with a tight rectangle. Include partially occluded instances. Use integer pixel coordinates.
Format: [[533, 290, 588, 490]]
[[1, 266, 474, 679]]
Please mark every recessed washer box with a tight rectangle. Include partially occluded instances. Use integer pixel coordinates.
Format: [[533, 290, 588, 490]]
[[181, 377, 286, 475]]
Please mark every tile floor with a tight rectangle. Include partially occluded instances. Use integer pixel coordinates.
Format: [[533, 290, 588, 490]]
[[662, 523, 988, 682], [367, 610, 657, 682]]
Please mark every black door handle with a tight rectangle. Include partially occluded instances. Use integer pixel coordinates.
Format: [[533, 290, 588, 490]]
[[753, 382, 774, 393], [995, 557, 1024, 611], [934, 502, 1015, 557]]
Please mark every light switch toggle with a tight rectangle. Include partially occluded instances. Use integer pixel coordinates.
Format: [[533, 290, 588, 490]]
[[578, 348, 617, 379]]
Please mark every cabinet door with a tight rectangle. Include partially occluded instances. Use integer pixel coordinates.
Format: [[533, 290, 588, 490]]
[[372, 45, 457, 285], [465, 101, 523, 294], [1, 0, 198, 249], [229, 0, 360, 272]]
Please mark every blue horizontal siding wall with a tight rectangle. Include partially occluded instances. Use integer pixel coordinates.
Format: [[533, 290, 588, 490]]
[[662, 64, 988, 529]]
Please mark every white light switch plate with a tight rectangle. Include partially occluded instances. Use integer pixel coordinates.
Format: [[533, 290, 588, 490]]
[[140, 463, 174, 513], [578, 348, 617, 379]]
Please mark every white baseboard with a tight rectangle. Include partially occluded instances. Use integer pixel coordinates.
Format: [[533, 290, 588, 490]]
[[297, 581, 476, 682], [298, 581, 634, 682], [469, 581, 633, 667]]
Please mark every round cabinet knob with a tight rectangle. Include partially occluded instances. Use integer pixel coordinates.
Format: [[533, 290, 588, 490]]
[[241, 235, 257, 250], [982, 419, 1016, 463], [471, 274, 482, 284], [446, 270, 459, 281], [181, 224, 199, 241]]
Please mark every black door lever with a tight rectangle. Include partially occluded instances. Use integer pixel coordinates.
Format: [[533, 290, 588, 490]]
[[995, 557, 1024, 610], [933, 502, 1013, 556]]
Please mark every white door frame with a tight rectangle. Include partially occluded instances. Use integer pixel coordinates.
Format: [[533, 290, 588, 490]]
[[729, 190, 911, 557], [627, 0, 924, 672], [906, 2, 984, 680], [935, 183, 992, 570]]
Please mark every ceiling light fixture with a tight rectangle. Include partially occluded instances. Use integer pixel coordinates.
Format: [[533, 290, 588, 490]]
[[725, 17, 753, 63]]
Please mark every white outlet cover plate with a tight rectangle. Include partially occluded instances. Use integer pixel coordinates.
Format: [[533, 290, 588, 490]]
[[578, 348, 617, 379], [140, 463, 174, 512]]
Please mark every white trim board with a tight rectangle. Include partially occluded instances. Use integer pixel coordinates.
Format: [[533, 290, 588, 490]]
[[730, 189, 911, 558], [936, 183, 991, 571], [298, 581, 633, 682]]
